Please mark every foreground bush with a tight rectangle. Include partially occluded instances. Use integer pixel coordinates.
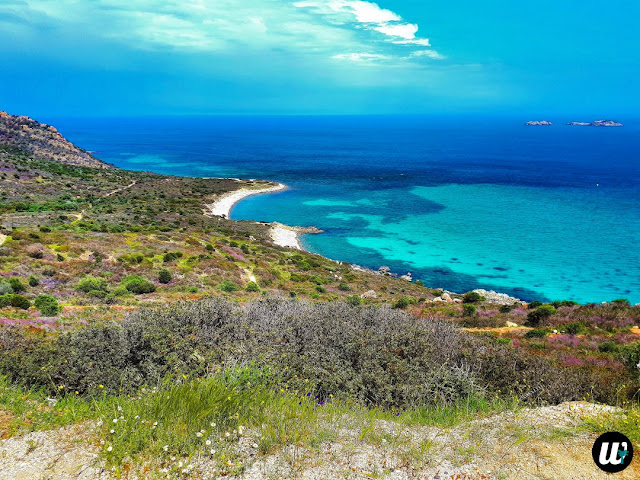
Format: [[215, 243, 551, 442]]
[[0, 297, 616, 407]]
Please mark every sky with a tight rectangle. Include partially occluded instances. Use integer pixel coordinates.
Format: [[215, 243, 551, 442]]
[[0, 0, 638, 116]]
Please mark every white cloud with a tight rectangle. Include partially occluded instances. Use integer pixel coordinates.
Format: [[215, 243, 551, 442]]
[[332, 52, 391, 62], [372, 23, 418, 40], [410, 50, 445, 60]]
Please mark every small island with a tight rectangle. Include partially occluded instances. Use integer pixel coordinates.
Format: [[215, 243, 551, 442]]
[[525, 120, 553, 126], [567, 119, 623, 127]]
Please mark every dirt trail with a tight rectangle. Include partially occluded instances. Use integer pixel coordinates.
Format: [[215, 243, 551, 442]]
[[0, 402, 635, 479], [105, 180, 136, 197], [0, 234, 6, 246]]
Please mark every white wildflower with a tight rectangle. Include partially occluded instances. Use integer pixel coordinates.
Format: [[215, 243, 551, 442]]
[[205, 439, 211, 446], [163, 445, 168, 452], [107, 446, 113, 452], [112, 418, 118, 423], [110, 429, 115, 434]]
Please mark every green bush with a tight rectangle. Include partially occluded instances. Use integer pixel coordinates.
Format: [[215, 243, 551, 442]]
[[0, 294, 31, 310], [245, 281, 260, 292], [163, 251, 183, 263], [0, 280, 12, 295], [525, 305, 557, 327], [28, 275, 39, 287], [565, 322, 585, 335], [218, 281, 238, 292], [34, 295, 61, 316], [338, 283, 351, 291], [76, 275, 109, 294], [393, 297, 410, 309], [525, 329, 550, 338], [315, 285, 327, 294], [8, 278, 25, 293], [462, 292, 484, 303], [158, 269, 172, 284], [345, 295, 361, 306], [550, 300, 579, 308], [527, 301, 543, 309], [121, 275, 156, 295], [598, 341, 618, 353], [462, 304, 477, 317]]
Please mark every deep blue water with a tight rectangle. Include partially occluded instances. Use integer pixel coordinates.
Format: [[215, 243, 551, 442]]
[[47, 115, 640, 304]]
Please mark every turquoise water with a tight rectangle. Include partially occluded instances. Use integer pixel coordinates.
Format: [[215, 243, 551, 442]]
[[51, 115, 640, 303]]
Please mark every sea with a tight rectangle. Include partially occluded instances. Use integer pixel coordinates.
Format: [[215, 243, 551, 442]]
[[47, 115, 640, 304]]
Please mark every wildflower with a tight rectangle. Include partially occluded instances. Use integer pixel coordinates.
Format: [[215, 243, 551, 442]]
[[238, 425, 245, 434], [163, 445, 168, 452], [75, 391, 79, 395], [117, 406, 122, 412], [210, 422, 216, 427], [153, 421, 158, 426], [100, 439, 105, 445], [134, 415, 139, 420], [112, 418, 118, 423], [107, 446, 113, 452], [110, 429, 115, 434], [98, 385, 104, 389], [96, 420, 103, 427], [210, 449, 216, 455], [252, 443, 258, 448], [58, 385, 64, 390], [224, 432, 230, 437], [205, 440, 211, 446], [196, 432, 203, 437]]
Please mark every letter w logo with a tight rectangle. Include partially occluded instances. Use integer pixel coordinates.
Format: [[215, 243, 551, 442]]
[[599, 442, 627, 465]]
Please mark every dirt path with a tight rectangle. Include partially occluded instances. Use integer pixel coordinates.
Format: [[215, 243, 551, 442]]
[[105, 180, 136, 197], [0, 402, 635, 479], [0, 234, 6, 246]]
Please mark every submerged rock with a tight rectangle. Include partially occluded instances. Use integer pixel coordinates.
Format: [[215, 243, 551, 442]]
[[525, 120, 553, 126], [568, 119, 623, 127]]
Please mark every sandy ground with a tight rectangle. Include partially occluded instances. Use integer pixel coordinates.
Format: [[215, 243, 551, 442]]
[[1, 402, 635, 480], [270, 222, 302, 250], [206, 183, 286, 218]]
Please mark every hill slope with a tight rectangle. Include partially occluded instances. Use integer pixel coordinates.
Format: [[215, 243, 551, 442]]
[[0, 111, 109, 169]]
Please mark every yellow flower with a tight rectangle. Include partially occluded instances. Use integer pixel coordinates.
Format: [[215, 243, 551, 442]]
[[98, 385, 104, 389]]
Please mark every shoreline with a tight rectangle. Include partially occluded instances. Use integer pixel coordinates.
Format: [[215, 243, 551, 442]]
[[206, 182, 321, 250], [205, 182, 287, 218]]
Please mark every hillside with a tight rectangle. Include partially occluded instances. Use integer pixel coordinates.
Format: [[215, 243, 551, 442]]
[[0, 111, 109, 169], [1, 112, 640, 479]]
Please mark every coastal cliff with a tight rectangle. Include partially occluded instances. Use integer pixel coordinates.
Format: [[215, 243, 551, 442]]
[[0, 111, 110, 168]]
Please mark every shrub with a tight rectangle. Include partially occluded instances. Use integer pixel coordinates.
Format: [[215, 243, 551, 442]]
[[527, 301, 543, 309], [34, 295, 61, 316], [612, 299, 631, 308], [463, 291, 485, 303], [25, 243, 44, 259], [28, 275, 39, 287], [245, 281, 260, 292], [0, 294, 31, 310], [338, 283, 351, 291], [158, 269, 172, 284], [8, 278, 25, 293], [598, 341, 618, 353], [0, 280, 12, 295], [526, 305, 557, 327], [218, 281, 238, 292], [121, 275, 156, 294], [163, 251, 183, 263], [565, 322, 585, 335], [315, 285, 327, 294], [76, 275, 109, 294], [393, 297, 410, 309], [39, 226, 52, 233], [462, 304, 477, 317], [551, 300, 579, 308], [345, 295, 361, 306], [525, 329, 550, 338]]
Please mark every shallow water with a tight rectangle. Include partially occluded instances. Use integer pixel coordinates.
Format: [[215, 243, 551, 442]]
[[50, 115, 640, 303]]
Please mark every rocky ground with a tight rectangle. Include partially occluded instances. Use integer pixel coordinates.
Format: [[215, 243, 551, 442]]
[[1, 402, 636, 480]]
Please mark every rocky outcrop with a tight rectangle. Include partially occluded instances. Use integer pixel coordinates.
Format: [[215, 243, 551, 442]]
[[568, 119, 623, 127], [0, 111, 111, 168], [525, 120, 553, 126], [472, 289, 521, 305]]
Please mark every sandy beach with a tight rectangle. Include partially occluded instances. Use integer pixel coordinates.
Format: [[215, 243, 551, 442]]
[[270, 222, 303, 250], [206, 183, 286, 218], [206, 182, 315, 249]]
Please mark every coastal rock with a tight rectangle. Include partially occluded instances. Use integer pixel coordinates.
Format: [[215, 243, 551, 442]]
[[432, 297, 445, 303], [568, 119, 623, 127], [506, 321, 520, 327], [400, 272, 413, 282], [472, 289, 521, 305], [378, 266, 391, 275], [441, 292, 452, 303], [525, 120, 553, 126], [360, 290, 377, 299]]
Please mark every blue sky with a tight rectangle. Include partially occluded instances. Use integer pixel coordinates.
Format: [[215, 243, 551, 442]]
[[1, 0, 638, 116]]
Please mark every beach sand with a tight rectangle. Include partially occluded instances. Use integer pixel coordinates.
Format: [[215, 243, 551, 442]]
[[206, 183, 308, 250], [206, 183, 286, 218]]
